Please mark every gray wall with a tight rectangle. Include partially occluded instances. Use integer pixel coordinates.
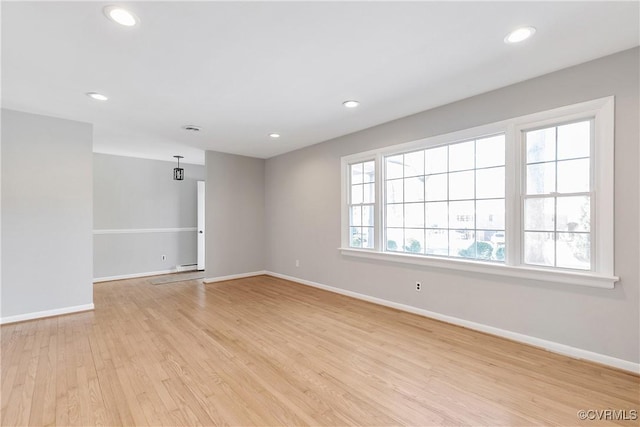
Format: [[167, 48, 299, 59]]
[[264, 48, 640, 364], [205, 151, 265, 278], [93, 154, 205, 279], [1, 109, 93, 318]]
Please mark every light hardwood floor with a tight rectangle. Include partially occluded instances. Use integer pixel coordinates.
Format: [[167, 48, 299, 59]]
[[1, 274, 638, 426]]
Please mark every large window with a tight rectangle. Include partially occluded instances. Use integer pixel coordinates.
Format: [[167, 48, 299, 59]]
[[523, 120, 592, 270], [341, 97, 616, 288], [384, 135, 505, 261]]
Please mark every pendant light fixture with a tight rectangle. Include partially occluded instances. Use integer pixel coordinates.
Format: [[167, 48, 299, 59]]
[[173, 155, 184, 180]]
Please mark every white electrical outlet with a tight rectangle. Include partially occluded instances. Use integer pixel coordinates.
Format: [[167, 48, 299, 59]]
[[295, 259, 300, 267], [416, 281, 422, 291]]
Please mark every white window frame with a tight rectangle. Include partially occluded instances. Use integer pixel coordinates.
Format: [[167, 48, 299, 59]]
[[346, 159, 377, 250], [342, 153, 380, 251], [340, 97, 617, 289]]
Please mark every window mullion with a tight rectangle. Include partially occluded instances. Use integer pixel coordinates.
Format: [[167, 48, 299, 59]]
[[554, 125, 559, 268], [505, 123, 520, 267], [343, 159, 349, 249], [376, 153, 384, 252]]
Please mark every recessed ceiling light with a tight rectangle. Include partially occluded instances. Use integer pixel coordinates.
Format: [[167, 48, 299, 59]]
[[504, 26, 536, 44], [269, 133, 281, 138], [103, 5, 139, 27], [342, 100, 360, 108], [86, 92, 108, 101], [182, 125, 201, 132]]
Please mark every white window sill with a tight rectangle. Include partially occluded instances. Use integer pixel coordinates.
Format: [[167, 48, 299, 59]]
[[339, 248, 618, 289]]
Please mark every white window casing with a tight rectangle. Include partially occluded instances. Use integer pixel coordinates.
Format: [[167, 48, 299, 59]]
[[340, 97, 617, 289]]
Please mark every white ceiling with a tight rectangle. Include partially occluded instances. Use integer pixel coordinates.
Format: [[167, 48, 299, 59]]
[[2, 1, 638, 165]]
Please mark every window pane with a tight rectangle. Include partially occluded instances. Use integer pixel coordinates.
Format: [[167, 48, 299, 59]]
[[351, 184, 363, 204], [404, 151, 424, 177], [557, 121, 590, 160], [369, 162, 376, 183], [351, 163, 363, 184], [350, 227, 363, 248], [425, 146, 448, 174], [524, 232, 554, 266], [524, 197, 555, 231], [386, 204, 403, 227], [557, 158, 589, 193], [526, 127, 556, 163], [425, 173, 448, 201], [386, 179, 403, 203], [362, 227, 375, 249], [425, 229, 448, 256], [362, 205, 374, 227], [404, 229, 424, 254], [449, 141, 475, 171], [363, 183, 375, 203], [489, 231, 505, 261], [476, 135, 505, 168], [449, 171, 474, 200], [476, 167, 505, 199], [386, 155, 404, 179], [386, 228, 403, 252], [362, 161, 375, 183], [476, 199, 504, 230], [557, 196, 590, 232], [404, 177, 425, 202], [526, 162, 555, 195], [404, 203, 424, 228], [450, 231, 475, 257], [557, 233, 590, 270], [425, 202, 448, 228], [381, 132, 507, 263], [449, 200, 474, 229], [350, 205, 362, 226]]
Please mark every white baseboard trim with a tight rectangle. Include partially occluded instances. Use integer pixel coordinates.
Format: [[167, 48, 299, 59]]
[[1, 303, 95, 325], [93, 269, 176, 283], [176, 264, 198, 272], [203, 270, 267, 284], [265, 271, 640, 374]]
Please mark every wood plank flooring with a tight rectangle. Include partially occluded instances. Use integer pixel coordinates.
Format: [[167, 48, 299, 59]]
[[2, 274, 638, 426]]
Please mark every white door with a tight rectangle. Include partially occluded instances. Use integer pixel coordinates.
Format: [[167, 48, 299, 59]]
[[197, 181, 205, 270]]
